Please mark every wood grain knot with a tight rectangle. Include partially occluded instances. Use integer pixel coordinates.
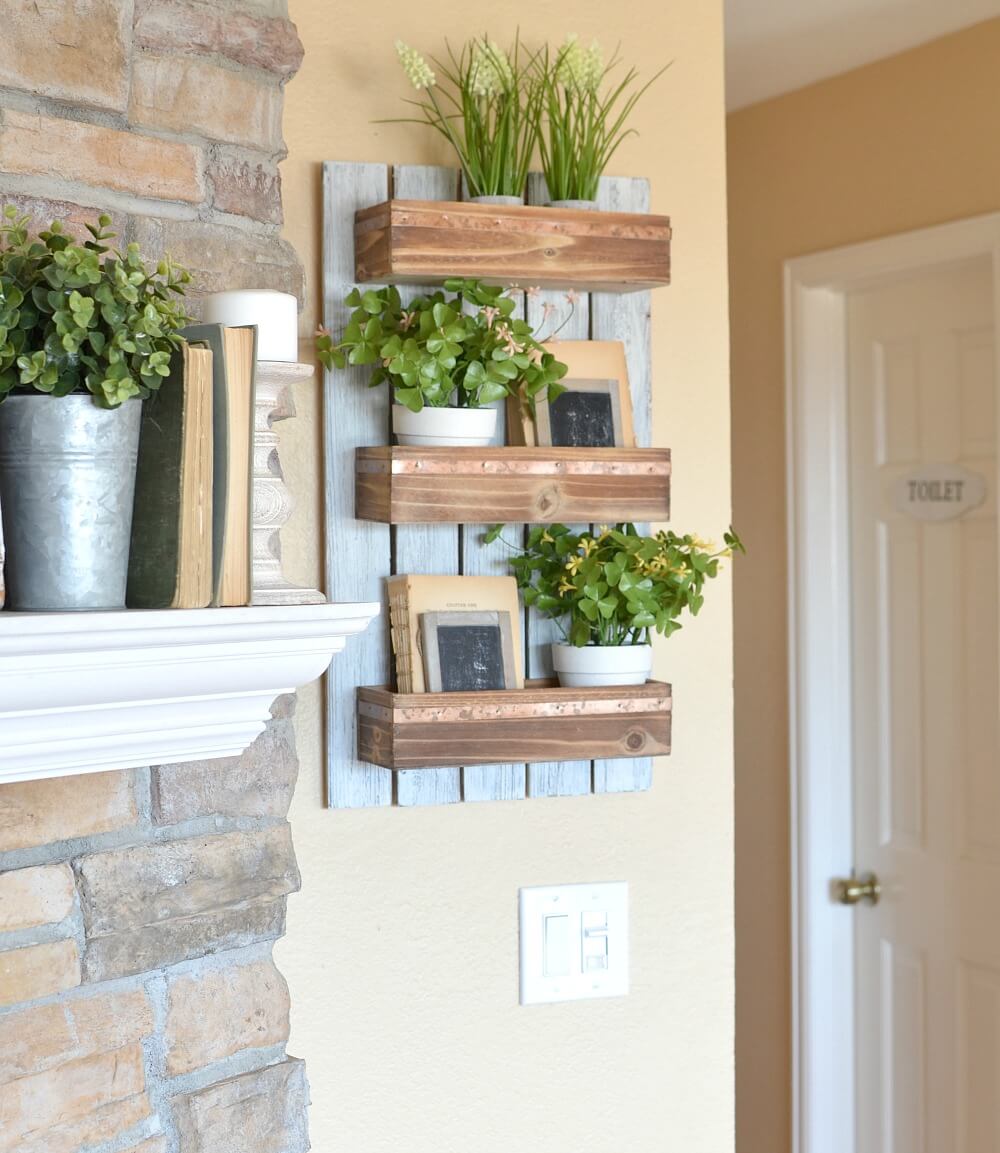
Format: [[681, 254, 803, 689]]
[[625, 730, 646, 752], [535, 485, 559, 514]]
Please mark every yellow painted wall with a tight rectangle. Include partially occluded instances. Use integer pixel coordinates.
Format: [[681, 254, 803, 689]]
[[275, 4, 733, 1150], [728, 19, 1000, 1153]]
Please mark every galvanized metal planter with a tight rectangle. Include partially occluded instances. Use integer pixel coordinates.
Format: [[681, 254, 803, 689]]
[[0, 394, 142, 611]]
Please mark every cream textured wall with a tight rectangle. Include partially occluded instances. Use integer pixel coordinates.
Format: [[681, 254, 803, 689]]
[[727, 19, 1000, 1153], [276, 4, 734, 1150]]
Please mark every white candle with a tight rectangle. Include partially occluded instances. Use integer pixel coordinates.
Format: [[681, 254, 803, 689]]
[[201, 290, 299, 362]]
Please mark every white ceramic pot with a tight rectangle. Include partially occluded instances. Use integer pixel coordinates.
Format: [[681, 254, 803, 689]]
[[468, 195, 524, 206], [551, 643, 653, 688], [547, 199, 599, 211], [392, 404, 498, 447]]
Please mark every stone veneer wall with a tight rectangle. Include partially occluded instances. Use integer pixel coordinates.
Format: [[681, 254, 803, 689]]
[[0, 0, 303, 299], [0, 4, 309, 1151]]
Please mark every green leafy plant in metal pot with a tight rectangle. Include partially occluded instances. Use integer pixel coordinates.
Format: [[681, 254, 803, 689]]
[[537, 37, 670, 203], [488, 521, 743, 646], [0, 207, 190, 408], [390, 35, 543, 199], [316, 278, 567, 412]]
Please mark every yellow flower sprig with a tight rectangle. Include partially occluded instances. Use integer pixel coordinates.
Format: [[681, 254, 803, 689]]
[[497, 522, 744, 649]]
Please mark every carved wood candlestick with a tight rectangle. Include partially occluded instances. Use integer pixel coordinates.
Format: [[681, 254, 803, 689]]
[[253, 360, 325, 605]]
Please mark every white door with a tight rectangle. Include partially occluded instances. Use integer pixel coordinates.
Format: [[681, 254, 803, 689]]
[[846, 255, 999, 1153]]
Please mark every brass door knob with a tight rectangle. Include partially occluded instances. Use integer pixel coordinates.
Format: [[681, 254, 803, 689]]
[[834, 873, 881, 906]]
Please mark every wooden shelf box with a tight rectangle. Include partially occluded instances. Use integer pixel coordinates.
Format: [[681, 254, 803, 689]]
[[357, 680, 672, 770], [355, 446, 671, 525], [354, 199, 671, 292]]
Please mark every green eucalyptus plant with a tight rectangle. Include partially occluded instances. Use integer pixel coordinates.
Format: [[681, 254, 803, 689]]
[[537, 37, 669, 202], [489, 521, 742, 647], [316, 278, 567, 412], [0, 207, 191, 408], [392, 36, 543, 199]]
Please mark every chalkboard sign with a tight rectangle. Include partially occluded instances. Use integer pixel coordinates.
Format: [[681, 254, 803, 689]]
[[549, 390, 615, 447], [420, 610, 517, 693], [536, 379, 625, 448]]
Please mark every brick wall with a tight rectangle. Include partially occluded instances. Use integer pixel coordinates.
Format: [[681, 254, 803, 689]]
[[0, 0, 303, 301], [0, 701, 308, 1153], [0, 4, 310, 1151]]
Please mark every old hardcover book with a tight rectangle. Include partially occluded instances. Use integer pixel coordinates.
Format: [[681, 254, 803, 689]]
[[182, 323, 258, 606], [127, 344, 214, 609], [385, 574, 524, 693]]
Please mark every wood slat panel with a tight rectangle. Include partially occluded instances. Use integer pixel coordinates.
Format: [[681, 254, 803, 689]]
[[459, 436, 528, 802], [357, 681, 672, 770], [355, 447, 671, 525], [323, 161, 393, 808], [454, 175, 528, 807], [354, 199, 670, 291], [524, 169, 593, 798], [592, 175, 655, 794], [391, 164, 463, 807], [324, 163, 662, 808]]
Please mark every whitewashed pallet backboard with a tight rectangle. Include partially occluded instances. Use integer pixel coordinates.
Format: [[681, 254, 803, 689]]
[[323, 161, 655, 808]]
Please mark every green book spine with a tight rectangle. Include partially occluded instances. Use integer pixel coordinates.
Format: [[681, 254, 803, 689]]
[[126, 349, 187, 608]]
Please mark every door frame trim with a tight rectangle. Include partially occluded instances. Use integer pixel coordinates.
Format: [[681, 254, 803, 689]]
[[785, 212, 1000, 1153]]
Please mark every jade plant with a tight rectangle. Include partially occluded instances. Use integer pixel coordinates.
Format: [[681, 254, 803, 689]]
[[0, 207, 191, 408], [489, 521, 742, 646], [316, 278, 567, 412]]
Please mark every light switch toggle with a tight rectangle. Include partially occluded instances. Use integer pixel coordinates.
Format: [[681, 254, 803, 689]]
[[582, 910, 609, 972], [543, 914, 570, 977]]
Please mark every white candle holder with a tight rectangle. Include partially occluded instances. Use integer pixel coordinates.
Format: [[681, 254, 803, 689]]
[[253, 360, 325, 606]]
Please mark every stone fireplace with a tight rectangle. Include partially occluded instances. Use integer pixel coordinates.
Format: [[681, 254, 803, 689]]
[[0, 3, 312, 1149]]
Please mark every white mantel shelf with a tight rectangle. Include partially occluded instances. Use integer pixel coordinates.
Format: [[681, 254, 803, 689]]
[[0, 603, 380, 784]]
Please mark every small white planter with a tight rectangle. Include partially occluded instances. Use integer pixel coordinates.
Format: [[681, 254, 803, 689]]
[[392, 404, 497, 448], [548, 199, 600, 211], [551, 643, 653, 688]]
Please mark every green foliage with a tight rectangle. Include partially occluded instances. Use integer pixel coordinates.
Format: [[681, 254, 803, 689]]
[[316, 279, 567, 412], [390, 36, 543, 199], [387, 34, 670, 204], [0, 208, 190, 408], [536, 38, 670, 202], [496, 522, 743, 647]]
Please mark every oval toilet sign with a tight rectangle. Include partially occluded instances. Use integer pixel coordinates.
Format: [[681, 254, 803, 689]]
[[894, 463, 988, 522]]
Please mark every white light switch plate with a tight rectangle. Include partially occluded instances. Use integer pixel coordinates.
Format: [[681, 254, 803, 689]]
[[518, 882, 629, 1005]]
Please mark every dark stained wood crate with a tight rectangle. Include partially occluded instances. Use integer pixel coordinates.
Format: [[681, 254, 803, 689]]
[[354, 199, 671, 292], [357, 680, 672, 770], [355, 446, 671, 524]]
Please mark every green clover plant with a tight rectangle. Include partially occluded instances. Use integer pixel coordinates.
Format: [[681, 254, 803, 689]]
[[489, 521, 743, 647], [316, 278, 567, 412], [0, 208, 191, 408]]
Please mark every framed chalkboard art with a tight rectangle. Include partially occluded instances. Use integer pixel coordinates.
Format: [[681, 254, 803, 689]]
[[521, 341, 635, 449], [420, 610, 518, 692]]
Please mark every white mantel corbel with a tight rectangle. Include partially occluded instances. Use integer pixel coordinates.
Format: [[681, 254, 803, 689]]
[[0, 602, 379, 784]]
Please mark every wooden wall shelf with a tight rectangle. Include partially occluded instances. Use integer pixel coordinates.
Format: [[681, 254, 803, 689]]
[[355, 446, 671, 525], [326, 161, 661, 806], [357, 680, 672, 770], [354, 199, 671, 292]]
